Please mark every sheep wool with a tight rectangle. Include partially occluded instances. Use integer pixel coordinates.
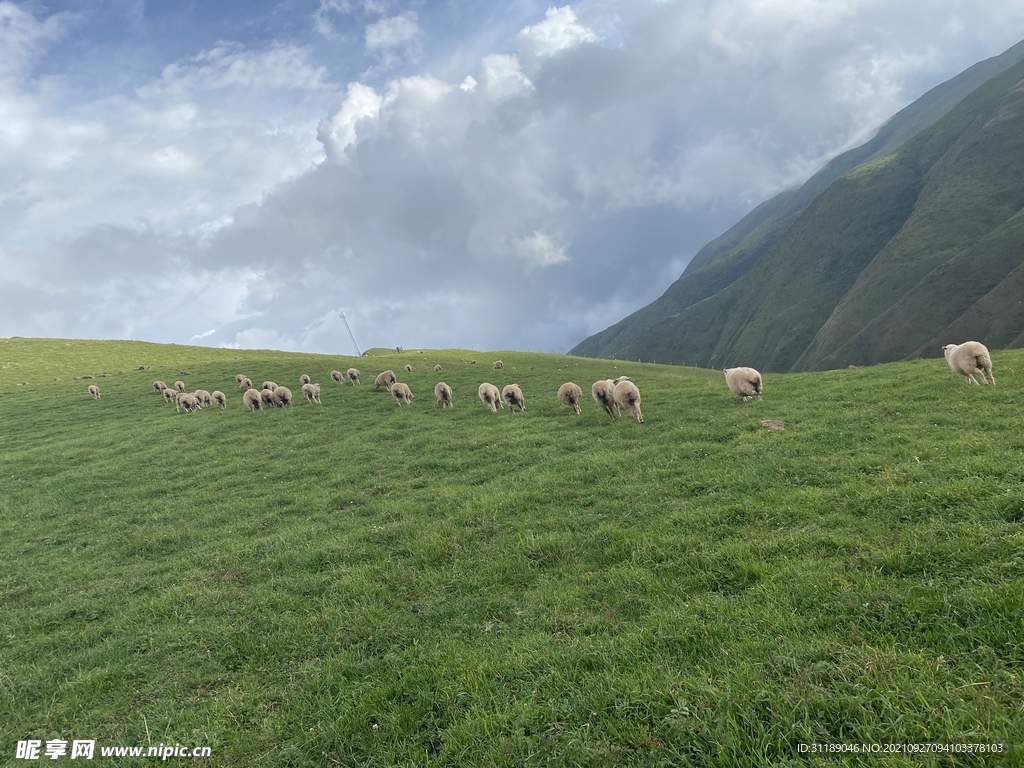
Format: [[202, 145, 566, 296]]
[[235, 374, 245, 384], [243, 389, 263, 411], [239, 377, 252, 391], [331, 370, 344, 384], [153, 380, 167, 393], [301, 382, 322, 404], [176, 392, 199, 413], [724, 367, 763, 401], [272, 386, 293, 407], [557, 382, 583, 415], [299, 374, 311, 385], [613, 380, 643, 424], [261, 388, 276, 406], [391, 382, 414, 406], [493, 360, 504, 370], [478, 383, 502, 412], [434, 365, 442, 372], [174, 380, 186, 393], [942, 342, 995, 385], [211, 391, 227, 409], [592, 380, 619, 421], [502, 384, 525, 413], [162, 387, 177, 404], [405, 364, 414, 372], [374, 370, 396, 391], [88, 384, 101, 399], [262, 381, 278, 392], [347, 368, 360, 385], [434, 382, 453, 409], [193, 390, 213, 406]]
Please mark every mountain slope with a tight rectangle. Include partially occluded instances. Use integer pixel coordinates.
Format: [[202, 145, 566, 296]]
[[572, 38, 1024, 362]]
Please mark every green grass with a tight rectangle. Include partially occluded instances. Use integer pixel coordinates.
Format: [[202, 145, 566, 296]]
[[2, 338, 1023, 766]]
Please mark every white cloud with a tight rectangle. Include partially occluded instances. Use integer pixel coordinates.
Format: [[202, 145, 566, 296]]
[[316, 82, 383, 164], [365, 12, 420, 53], [479, 53, 533, 100], [516, 6, 599, 60], [514, 231, 571, 270]]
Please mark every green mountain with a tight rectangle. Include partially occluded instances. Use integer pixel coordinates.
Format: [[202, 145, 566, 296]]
[[572, 40, 1024, 370]]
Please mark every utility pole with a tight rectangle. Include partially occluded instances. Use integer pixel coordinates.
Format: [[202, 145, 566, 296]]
[[339, 311, 362, 357]]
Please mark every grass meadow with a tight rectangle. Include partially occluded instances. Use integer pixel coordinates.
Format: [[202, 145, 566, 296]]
[[1, 338, 1022, 766]]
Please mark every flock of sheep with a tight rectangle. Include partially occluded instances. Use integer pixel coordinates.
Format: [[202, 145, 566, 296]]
[[85, 341, 996, 416]]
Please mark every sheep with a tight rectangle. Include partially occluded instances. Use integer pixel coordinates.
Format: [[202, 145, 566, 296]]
[[724, 367, 763, 402], [153, 380, 167, 393], [174, 380, 186, 393], [391, 382, 414, 406], [88, 384, 101, 399], [235, 374, 245, 384], [176, 392, 199, 413], [331, 370, 344, 385], [478, 382, 502, 412], [942, 342, 995, 385], [434, 365, 442, 372], [502, 383, 525, 413], [614, 376, 630, 384], [557, 382, 583, 415], [347, 368, 360, 385], [299, 374, 310, 385], [301, 382, 322, 404], [613, 380, 643, 424], [243, 389, 263, 411], [493, 360, 504, 370], [592, 380, 619, 421], [273, 386, 293, 407], [435, 382, 453, 409], [239, 377, 252, 391], [193, 389, 213, 406], [261, 388, 276, 406], [162, 387, 177, 404], [262, 381, 278, 391], [374, 370, 396, 391], [405, 364, 414, 372], [211, 390, 227, 409]]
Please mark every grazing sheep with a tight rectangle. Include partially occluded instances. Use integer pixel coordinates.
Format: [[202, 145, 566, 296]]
[[478, 382, 502, 412], [502, 383, 525, 413], [374, 370, 396, 391], [391, 382, 414, 406], [557, 382, 583, 415], [614, 376, 630, 384], [153, 380, 167, 393], [262, 381, 278, 391], [273, 386, 293, 407], [174, 380, 186, 393], [235, 374, 245, 384], [193, 389, 213, 406], [261, 388, 276, 406], [613, 380, 643, 424], [243, 389, 263, 411], [88, 384, 101, 399], [162, 387, 177, 404], [493, 360, 504, 370], [405, 364, 413, 372], [942, 342, 995, 385], [211, 390, 227, 409], [434, 365, 442, 372], [434, 382, 453, 409], [299, 374, 310, 385], [724, 367, 763, 402], [239, 377, 252, 391], [331, 370, 344, 385], [301, 382, 322, 404], [176, 392, 199, 413], [347, 368, 360, 385], [592, 380, 620, 421]]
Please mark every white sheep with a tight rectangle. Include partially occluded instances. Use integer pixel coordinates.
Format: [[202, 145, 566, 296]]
[[262, 381, 278, 392], [301, 382, 322, 404], [502, 383, 525, 413], [374, 370, 396, 391], [724, 367, 763, 401], [235, 374, 245, 384], [212, 390, 227, 409], [942, 342, 995, 385], [193, 389, 213, 406], [434, 364, 442, 372], [272, 386, 293, 407], [478, 382, 502, 412], [613, 380, 643, 424], [299, 374, 311, 385], [347, 368, 360, 385], [331, 370, 344, 385], [434, 382, 453, 409], [592, 380, 619, 421], [174, 380, 186, 393], [162, 387, 177, 404], [558, 382, 583, 415], [88, 384, 101, 399], [176, 392, 199, 413], [391, 382, 414, 406], [239, 376, 252, 391], [260, 388, 276, 407], [405, 364, 414, 373], [243, 389, 263, 411], [493, 360, 504, 370], [153, 380, 167, 393]]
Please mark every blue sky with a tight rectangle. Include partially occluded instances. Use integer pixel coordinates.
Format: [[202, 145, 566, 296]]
[[2, 0, 1023, 354]]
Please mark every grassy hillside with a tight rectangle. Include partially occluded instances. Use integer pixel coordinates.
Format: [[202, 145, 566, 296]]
[[573, 39, 1024, 367], [2, 338, 1023, 766]]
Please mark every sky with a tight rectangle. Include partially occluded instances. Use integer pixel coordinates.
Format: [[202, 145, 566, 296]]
[[2, 1, 1023, 355]]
